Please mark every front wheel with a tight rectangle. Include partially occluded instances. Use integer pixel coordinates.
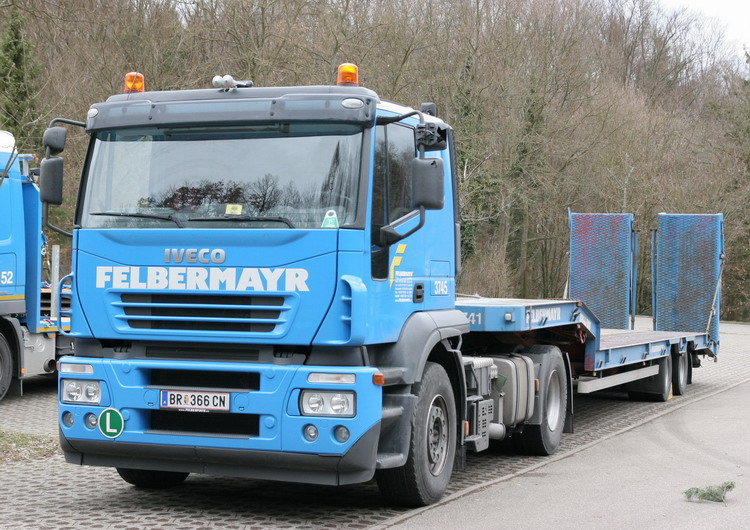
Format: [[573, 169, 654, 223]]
[[0, 335, 13, 402], [376, 361, 457, 507], [116, 468, 189, 488]]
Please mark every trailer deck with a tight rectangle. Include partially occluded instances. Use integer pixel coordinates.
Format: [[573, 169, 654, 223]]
[[455, 296, 713, 393]]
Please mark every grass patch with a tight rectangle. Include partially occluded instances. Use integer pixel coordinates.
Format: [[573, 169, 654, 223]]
[[0, 430, 60, 464]]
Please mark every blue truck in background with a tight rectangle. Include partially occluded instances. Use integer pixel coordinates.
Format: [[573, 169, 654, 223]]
[[0, 131, 72, 402], [38, 66, 723, 506]]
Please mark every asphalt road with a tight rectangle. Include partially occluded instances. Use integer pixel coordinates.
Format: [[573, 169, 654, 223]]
[[1, 319, 748, 528], [389, 379, 750, 529]]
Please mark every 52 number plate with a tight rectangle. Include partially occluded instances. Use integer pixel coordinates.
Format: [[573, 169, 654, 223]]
[[160, 390, 230, 412]]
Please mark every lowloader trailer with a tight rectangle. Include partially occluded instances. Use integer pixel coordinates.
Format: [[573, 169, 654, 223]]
[[41, 66, 721, 506]]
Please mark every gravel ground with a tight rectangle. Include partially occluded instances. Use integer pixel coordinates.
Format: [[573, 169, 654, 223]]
[[0, 319, 747, 529]]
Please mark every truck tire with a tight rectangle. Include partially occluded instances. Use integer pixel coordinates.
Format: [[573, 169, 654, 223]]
[[672, 351, 688, 396], [518, 347, 567, 456], [116, 468, 189, 488], [376, 361, 456, 506], [0, 334, 13, 402], [628, 354, 672, 402]]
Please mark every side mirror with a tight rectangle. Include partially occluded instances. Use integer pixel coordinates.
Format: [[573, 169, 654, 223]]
[[40, 157, 64, 205], [43, 126, 68, 156], [412, 157, 444, 210], [416, 122, 448, 151]]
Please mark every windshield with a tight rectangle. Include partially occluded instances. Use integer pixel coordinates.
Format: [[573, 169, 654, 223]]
[[80, 123, 363, 229]]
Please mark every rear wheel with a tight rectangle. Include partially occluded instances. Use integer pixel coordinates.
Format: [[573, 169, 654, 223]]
[[116, 468, 189, 488], [518, 347, 567, 456], [376, 362, 456, 506], [628, 354, 672, 402], [672, 351, 688, 396], [0, 335, 13, 402]]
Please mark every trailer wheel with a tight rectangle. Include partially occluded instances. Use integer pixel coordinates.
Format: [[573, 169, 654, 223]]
[[672, 351, 688, 396], [628, 354, 672, 402], [116, 468, 189, 488], [0, 335, 12, 402], [519, 347, 567, 456], [376, 361, 456, 506]]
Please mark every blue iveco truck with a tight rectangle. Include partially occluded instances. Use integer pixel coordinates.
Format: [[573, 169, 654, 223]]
[[41, 66, 723, 506], [0, 131, 72, 402]]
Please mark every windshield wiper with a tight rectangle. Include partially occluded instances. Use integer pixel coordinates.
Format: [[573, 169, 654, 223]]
[[90, 211, 185, 228], [187, 215, 295, 228]]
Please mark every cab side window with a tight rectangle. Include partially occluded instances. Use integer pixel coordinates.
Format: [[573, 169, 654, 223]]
[[371, 123, 416, 279]]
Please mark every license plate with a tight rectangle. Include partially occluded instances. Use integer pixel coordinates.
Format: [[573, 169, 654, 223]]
[[159, 390, 230, 412]]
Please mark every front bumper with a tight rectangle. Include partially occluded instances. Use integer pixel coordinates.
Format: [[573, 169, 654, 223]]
[[61, 422, 380, 486], [58, 357, 383, 484]]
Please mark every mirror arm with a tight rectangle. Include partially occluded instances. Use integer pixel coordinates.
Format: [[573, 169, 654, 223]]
[[48, 118, 85, 128], [380, 207, 425, 246], [375, 110, 424, 127], [43, 203, 72, 238]]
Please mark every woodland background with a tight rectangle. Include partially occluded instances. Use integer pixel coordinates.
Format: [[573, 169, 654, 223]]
[[1, 0, 749, 319]]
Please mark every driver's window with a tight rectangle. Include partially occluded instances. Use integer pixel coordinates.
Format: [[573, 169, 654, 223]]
[[371, 123, 416, 280]]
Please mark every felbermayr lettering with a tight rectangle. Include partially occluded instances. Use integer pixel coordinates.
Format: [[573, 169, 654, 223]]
[[95, 266, 309, 292]]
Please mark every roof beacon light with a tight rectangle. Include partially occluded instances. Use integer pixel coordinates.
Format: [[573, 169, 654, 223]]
[[124, 72, 145, 93], [337, 63, 358, 86]]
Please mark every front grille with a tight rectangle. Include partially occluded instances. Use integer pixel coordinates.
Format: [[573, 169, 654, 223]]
[[115, 293, 288, 333], [150, 410, 258, 437], [145, 344, 260, 361], [150, 369, 260, 391]]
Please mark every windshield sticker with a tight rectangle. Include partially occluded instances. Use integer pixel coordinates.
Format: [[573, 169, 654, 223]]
[[321, 209, 339, 228], [225, 204, 243, 215]]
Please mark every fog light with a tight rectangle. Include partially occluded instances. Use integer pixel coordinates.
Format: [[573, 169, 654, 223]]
[[334, 426, 350, 443], [84, 413, 98, 429], [303, 424, 318, 441], [62, 411, 74, 427]]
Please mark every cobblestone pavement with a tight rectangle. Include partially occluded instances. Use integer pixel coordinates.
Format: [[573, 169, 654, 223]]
[[0, 320, 748, 529]]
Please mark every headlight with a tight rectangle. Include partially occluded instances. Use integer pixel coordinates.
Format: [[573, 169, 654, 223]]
[[61, 379, 102, 405], [300, 390, 355, 417]]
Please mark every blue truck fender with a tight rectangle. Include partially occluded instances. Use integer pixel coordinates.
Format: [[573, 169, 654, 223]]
[[368, 309, 469, 386], [368, 310, 469, 470]]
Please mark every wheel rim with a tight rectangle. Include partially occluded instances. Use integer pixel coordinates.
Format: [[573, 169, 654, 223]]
[[546, 370, 562, 431], [426, 393, 449, 476]]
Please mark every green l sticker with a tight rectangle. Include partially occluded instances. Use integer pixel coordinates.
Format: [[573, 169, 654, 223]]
[[99, 408, 124, 439]]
